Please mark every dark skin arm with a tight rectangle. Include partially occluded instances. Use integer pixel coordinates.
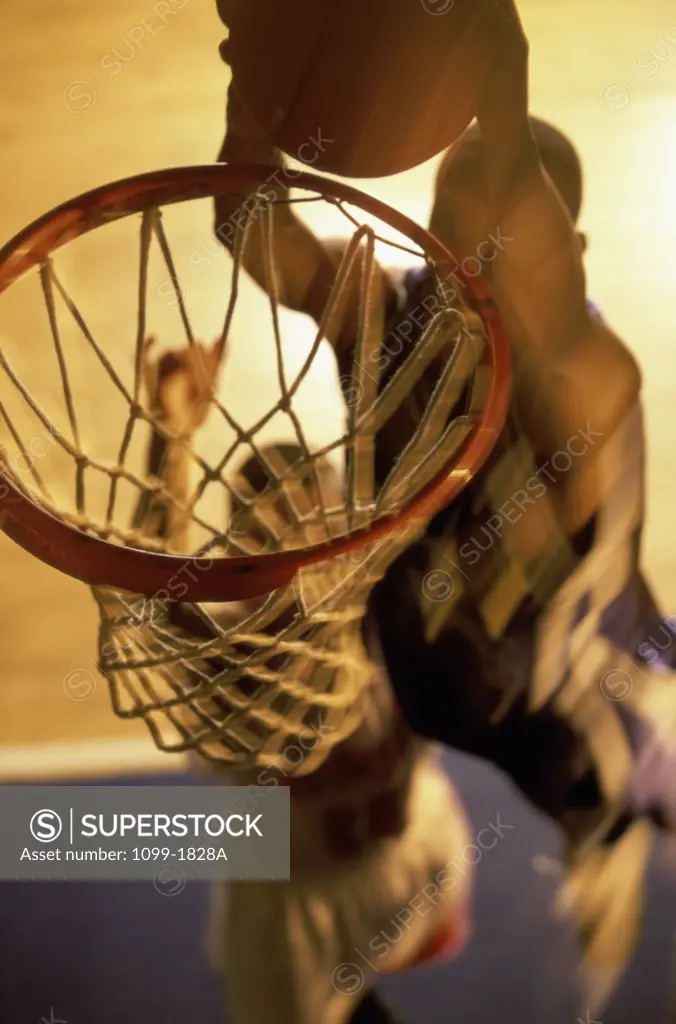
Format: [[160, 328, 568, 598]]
[[216, 96, 336, 321], [471, 1, 641, 531], [213, 2, 397, 386], [215, 83, 391, 355], [214, 0, 338, 323]]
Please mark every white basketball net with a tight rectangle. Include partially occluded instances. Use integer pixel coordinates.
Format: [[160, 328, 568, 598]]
[[0, 180, 490, 771]]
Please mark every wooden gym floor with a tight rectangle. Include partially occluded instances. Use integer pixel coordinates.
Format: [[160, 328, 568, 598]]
[[1, 0, 676, 775]]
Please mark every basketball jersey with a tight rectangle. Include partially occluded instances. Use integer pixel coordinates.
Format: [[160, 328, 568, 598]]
[[373, 265, 672, 827]]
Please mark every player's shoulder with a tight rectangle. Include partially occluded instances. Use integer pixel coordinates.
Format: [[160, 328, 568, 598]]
[[580, 313, 641, 400], [562, 311, 642, 440]]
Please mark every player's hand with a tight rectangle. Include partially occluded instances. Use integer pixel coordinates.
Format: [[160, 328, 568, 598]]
[[143, 337, 223, 438], [475, 0, 529, 139], [215, 0, 237, 64], [215, 81, 283, 231], [481, 0, 528, 56], [215, 0, 235, 30]]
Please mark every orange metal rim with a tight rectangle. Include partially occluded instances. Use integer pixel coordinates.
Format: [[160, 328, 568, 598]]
[[0, 164, 511, 601]]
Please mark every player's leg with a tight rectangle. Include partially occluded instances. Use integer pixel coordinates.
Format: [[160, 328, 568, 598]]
[[214, 746, 472, 1024], [209, 882, 407, 1024], [202, 444, 472, 1024]]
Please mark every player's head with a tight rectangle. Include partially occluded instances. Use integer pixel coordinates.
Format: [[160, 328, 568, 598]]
[[429, 116, 586, 270]]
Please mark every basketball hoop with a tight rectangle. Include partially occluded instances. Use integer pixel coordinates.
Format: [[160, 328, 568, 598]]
[[0, 164, 510, 767]]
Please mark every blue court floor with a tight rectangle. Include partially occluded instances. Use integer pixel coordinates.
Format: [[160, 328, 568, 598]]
[[2, 751, 675, 1024]]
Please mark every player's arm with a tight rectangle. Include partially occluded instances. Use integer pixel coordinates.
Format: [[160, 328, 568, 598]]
[[475, 3, 640, 439], [133, 337, 222, 549], [472, 1, 641, 531], [215, 83, 347, 329]]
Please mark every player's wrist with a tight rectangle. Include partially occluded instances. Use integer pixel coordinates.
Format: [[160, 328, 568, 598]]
[[218, 135, 280, 167], [224, 80, 272, 145], [475, 22, 533, 189], [476, 1, 529, 124]]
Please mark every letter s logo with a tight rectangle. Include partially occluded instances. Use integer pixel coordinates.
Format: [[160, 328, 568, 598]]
[[30, 809, 63, 843]]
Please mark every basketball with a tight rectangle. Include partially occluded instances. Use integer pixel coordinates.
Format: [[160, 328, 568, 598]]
[[225, 0, 496, 178]]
